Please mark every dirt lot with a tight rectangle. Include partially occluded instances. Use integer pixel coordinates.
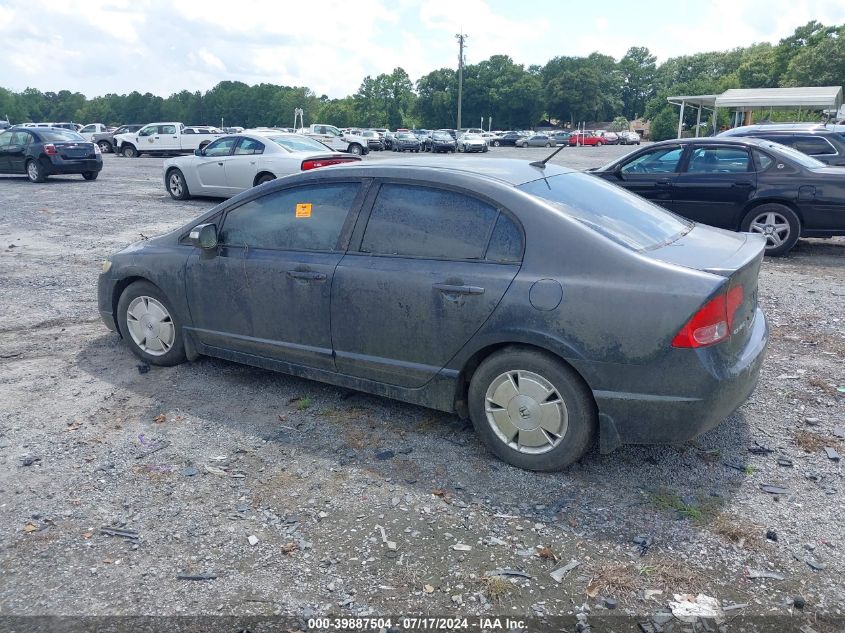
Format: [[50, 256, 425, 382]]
[[1, 147, 843, 631]]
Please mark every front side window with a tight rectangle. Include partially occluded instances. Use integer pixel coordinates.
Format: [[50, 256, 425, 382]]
[[360, 184, 498, 260], [80, 125, 95, 133], [619, 146, 683, 174], [0, 131, 12, 148], [686, 147, 750, 173], [220, 183, 360, 251], [138, 126, 155, 137], [203, 137, 238, 157]]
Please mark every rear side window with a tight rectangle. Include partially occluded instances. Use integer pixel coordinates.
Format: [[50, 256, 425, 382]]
[[485, 213, 523, 262], [519, 173, 691, 251], [220, 183, 360, 251], [361, 184, 498, 260], [754, 151, 775, 170], [792, 136, 836, 155], [234, 138, 264, 155], [686, 147, 750, 173]]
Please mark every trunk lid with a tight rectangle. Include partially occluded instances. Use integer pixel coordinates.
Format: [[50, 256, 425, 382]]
[[647, 224, 766, 357], [56, 142, 96, 159]]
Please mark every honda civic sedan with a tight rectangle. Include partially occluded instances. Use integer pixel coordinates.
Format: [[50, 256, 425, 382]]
[[591, 137, 845, 256], [98, 158, 768, 471]]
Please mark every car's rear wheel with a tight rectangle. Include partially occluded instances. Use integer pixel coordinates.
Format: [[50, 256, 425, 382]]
[[167, 168, 191, 200], [741, 204, 800, 256], [595, 141, 603, 147], [82, 171, 98, 180], [256, 173, 276, 185], [348, 143, 363, 155], [493, 140, 500, 147], [122, 144, 138, 158], [468, 347, 597, 471], [97, 141, 112, 153], [26, 159, 46, 183], [545, 143, 551, 147], [117, 281, 186, 366]]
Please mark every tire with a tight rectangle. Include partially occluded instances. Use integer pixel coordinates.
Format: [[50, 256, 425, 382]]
[[117, 280, 187, 367], [82, 171, 98, 181], [97, 140, 112, 153], [740, 203, 801, 256], [348, 143, 363, 155], [493, 140, 500, 147], [595, 141, 603, 147], [122, 144, 138, 158], [26, 159, 46, 183], [256, 173, 276, 186], [468, 346, 597, 471], [482, 145, 488, 153], [166, 168, 191, 200]]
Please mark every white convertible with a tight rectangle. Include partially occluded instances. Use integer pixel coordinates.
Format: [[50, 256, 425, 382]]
[[163, 133, 361, 199]]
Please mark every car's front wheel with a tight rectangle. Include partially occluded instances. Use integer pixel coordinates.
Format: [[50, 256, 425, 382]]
[[166, 168, 191, 200], [741, 204, 801, 256], [82, 171, 98, 180], [468, 347, 597, 471], [97, 141, 112, 153], [117, 280, 186, 366], [122, 144, 138, 158], [26, 159, 46, 183]]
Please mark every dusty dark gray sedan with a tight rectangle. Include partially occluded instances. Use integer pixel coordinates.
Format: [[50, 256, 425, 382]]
[[98, 158, 768, 471]]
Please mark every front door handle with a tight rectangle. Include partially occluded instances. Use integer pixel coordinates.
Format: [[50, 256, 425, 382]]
[[733, 180, 753, 187], [218, 162, 224, 166], [433, 283, 484, 295], [287, 270, 327, 281], [655, 178, 672, 186]]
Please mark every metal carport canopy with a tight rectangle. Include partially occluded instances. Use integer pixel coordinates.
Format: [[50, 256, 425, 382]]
[[715, 86, 843, 109]]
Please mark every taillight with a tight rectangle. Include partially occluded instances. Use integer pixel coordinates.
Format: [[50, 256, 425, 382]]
[[93, 143, 101, 154], [672, 285, 744, 348], [301, 158, 356, 170], [43, 144, 58, 156]]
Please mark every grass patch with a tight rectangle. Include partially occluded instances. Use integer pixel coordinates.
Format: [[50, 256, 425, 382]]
[[794, 430, 827, 452], [645, 488, 724, 523], [807, 376, 838, 395], [481, 575, 513, 603], [587, 559, 703, 598], [710, 513, 762, 547], [296, 397, 312, 411]]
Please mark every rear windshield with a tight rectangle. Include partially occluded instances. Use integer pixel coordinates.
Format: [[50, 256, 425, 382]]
[[756, 140, 826, 169], [268, 135, 330, 152], [518, 173, 692, 251], [39, 129, 85, 142]]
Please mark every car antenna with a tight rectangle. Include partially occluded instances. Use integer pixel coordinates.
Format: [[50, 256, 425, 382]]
[[530, 144, 566, 168]]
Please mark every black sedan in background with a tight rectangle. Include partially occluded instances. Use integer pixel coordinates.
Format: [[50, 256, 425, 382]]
[[0, 127, 102, 182], [592, 137, 845, 255], [491, 132, 522, 147], [425, 131, 457, 153], [99, 158, 767, 472]]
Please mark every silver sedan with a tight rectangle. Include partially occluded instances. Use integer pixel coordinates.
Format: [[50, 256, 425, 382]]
[[163, 133, 361, 199]]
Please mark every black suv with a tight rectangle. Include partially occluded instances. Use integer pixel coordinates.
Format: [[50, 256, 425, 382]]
[[719, 124, 845, 166]]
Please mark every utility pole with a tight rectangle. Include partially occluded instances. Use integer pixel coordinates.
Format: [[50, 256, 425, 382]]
[[455, 32, 467, 133]]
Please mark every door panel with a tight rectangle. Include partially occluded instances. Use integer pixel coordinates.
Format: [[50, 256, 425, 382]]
[[331, 255, 519, 387], [185, 247, 340, 369], [673, 146, 756, 229]]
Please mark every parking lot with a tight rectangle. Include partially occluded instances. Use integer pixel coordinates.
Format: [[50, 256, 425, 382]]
[[1, 145, 844, 627]]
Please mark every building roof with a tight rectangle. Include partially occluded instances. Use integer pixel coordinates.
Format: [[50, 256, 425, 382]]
[[668, 86, 843, 110]]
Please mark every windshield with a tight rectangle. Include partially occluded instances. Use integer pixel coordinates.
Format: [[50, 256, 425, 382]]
[[464, 134, 482, 140], [268, 135, 331, 152], [432, 133, 452, 140], [40, 129, 86, 142], [518, 173, 692, 251], [758, 140, 827, 169], [397, 133, 416, 139]]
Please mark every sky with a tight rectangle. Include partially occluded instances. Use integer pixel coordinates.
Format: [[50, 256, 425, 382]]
[[2, 0, 845, 99]]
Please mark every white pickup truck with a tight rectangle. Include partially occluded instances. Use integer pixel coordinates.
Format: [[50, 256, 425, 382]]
[[297, 124, 369, 155], [114, 122, 223, 158]]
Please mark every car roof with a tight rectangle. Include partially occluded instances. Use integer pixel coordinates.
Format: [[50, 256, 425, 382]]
[[650, 137, 772, 147], [721, 124, 836, 136], [331, 157, 573, 186]]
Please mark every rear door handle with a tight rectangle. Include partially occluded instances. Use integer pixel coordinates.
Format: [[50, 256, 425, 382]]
[[733, 180, 753, 187], [433, 283, 484, 295], [287, 270, 327, 281]]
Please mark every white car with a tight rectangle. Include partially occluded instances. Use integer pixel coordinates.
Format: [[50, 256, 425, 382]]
[[457, 133, 489, 153], [162, 133, 361, 200]]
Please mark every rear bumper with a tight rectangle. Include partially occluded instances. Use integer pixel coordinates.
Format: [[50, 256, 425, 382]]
[[46, 157, 103, 175], [589, 307, 768, 447]]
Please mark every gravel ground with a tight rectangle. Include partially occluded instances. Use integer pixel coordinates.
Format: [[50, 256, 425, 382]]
[[1, 146, 843, 631]]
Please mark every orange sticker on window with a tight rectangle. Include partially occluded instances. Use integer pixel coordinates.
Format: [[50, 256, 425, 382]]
[[295, 203, 312, 218]]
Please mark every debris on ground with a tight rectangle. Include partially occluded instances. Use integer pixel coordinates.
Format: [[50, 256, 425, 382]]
[[550, 560, 580, 583], [100, 527, 139, 542], [668, 593, 725, 624]]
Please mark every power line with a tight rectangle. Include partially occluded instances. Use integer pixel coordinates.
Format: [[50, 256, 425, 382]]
[[455, 32, 467, 132]]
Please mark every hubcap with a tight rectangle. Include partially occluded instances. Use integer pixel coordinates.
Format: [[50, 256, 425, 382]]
[[485, 370, 567, 454], [169, 173, 183, 196], [126, 296, 175, 356], [749, 211, 790, 248], [27, 162, 38, 180]]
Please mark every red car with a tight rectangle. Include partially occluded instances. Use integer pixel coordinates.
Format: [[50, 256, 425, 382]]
[[568, 131, 605, 146]]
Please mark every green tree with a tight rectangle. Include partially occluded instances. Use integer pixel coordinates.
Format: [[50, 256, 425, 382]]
[[619, 46, 656, 119]]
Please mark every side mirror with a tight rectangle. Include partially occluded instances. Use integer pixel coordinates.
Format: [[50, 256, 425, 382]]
[[613, 164, 626, 180], [188, 223, 218, 249], [194, 148, 204, 156]]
